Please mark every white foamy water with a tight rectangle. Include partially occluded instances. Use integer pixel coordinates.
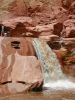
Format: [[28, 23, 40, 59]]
[[33, 39, 66, 83], [33, 39, 75, 90], [43, 80, 75, 90]]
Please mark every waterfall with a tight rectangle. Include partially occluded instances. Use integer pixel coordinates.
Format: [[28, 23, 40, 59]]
[[32, 38, 75, 90], [32, 38, 66, 84], [1, 25, 4, 36]]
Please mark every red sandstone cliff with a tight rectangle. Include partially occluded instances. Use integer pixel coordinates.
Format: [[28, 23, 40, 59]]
[[0, 0, 75, 38]]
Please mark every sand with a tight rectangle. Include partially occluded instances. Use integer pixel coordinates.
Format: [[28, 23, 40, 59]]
[[0, 89, 75, 100]]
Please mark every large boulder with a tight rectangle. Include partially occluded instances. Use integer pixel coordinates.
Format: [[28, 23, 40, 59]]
[[0, 37, 43, 94]]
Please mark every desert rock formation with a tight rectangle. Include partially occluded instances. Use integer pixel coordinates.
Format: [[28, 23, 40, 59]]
[[0, 37, 43, 94], [0, 0, 75, 95]]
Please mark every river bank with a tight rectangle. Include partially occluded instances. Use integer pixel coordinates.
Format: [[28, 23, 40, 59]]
[[0, 89, 75, 100]]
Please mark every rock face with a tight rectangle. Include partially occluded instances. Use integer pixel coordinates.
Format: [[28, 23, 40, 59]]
[[0, 0, 75, 39], [61, 0, 75, 9], [7, 0, 62, 14], [54, 47, 75, 78], [0, 37, 43, 94], [63, 18, 75, 38], [69, 1, 75, 14], [8, 0, 28, 16], [0, 0, 61, 17]]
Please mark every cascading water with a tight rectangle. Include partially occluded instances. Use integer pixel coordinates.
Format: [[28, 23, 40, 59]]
[[33, 38, 66, 82], [1, 25, 4, 36], [32, 38, 75, 90], [1, 25, 8, 37]]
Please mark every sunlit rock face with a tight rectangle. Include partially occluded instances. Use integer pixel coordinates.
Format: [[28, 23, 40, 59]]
[[8, 0, 28, 16], [0, 0, 75, 95], [0, 0, 61, 18], [0, 37, 43, 94], [0, 0, 75, 38]]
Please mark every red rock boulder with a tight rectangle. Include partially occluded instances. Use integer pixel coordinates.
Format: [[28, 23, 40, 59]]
[[0, 37, 43, 94]]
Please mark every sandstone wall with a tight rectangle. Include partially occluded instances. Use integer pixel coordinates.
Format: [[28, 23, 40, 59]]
[[0, 0, 62, 16]]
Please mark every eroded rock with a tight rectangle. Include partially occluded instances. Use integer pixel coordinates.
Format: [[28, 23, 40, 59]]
[[69, 1, 75, 14], [62, 0, 75, 9], [63, 19, 75, 38], [0, 37, 43, 94]]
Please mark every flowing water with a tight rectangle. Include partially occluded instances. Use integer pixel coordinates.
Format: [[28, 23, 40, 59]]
[[33, 38, 75, 90], [1, 25, 4, 36], [0, 38, 75, 100], [33, 38, 65, 82]]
